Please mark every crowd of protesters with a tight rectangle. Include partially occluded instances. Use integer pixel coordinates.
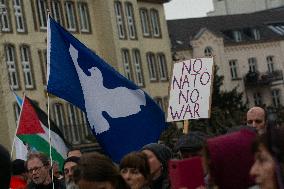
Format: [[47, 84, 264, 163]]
[[1, 106, 284, 189]]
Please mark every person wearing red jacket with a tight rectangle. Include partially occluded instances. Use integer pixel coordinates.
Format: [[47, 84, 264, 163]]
[[10, 159, 28, 189]]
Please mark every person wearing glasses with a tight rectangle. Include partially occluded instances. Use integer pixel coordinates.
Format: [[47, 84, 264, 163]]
[[26, 152, 65, 189], [247, 106, 267, 135]]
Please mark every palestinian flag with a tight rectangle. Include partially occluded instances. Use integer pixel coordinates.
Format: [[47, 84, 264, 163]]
[[16, 96, 68, 168]]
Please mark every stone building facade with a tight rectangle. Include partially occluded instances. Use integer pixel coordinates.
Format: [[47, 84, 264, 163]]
[[208, 0, 284, 16], [0, 0, 172, 152], [168, 8, 284, 111]]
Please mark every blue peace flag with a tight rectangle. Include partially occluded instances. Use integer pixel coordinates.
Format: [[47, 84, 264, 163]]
[[46, 17, 167, 162]]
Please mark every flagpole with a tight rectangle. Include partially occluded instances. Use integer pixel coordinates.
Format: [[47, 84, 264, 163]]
[[10, 90, 25, 158], [46, 9, 55, 189]]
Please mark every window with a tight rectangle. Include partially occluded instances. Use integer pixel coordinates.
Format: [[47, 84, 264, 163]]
[[65, 1, 76, 31], [0, 0, 10, 31], [272, 89, 281, 107], [5, 45, 19, 89], [252, 29, 260, 40], [38, 49, 47, 85], [233, 30, 242, 42], [157, 53, 168, 81], [114, 1, 126, 39], [121, 49, 132, 80], [132, 49, 144, 87], [125, 2, 136, 39], [36, 0, 47, 29], [79, 111, 89, 140], [267, 56, 274, 73], [53, 103, 67, 139], [140, 9, 150, 36], [268, 24, 284, 36], [78, 2, 90, 32], [150, 9, 161, 37], [253, 92, 262, 106], [20, 46, 34, 89], [147, 52, 157, 81], [248, 57, 257, 72], [67, 104, 80, 144], [229, 60, 238, 79], [50, 0, 63, 24], [13, 103, 21, 124], [13, 0, 25, 32], [204, 46, 213, 57]]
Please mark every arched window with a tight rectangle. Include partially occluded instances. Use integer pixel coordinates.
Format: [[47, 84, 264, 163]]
[[204, 46, 213, 57]]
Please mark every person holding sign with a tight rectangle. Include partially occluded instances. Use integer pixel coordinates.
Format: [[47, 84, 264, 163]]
[[167, 58, 214, 122]]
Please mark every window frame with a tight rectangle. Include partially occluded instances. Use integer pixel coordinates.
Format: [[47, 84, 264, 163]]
[[253, 92, 262, 106], [125, 2, 136, 39], [150, 9, 161, 37], [157, 53, 168, 81], [20, 45, 34, 89], [0, 0, 11, 32], [147, 52, 158, 81], [50, 0, 63, 25], [267, 56, 275, 73], [5, 44, 19, 90], [229, 59, 239, 80], [53, 103, 68, 140], [36, 0, 47, 30], [132, 49, 144, 87], [121, 49, 133, 81], [65, 1, 77, 32], [248, 57, 257, 72], [78, 2, 90, 33], [204, 46, 213, 57], [114, 1, 126, 39], [272, 89, 281, 108], [139, 8, 150, 37], [67, 103, 80, 144], [13, 0, 25, 32], [233, 30, 242, 42]]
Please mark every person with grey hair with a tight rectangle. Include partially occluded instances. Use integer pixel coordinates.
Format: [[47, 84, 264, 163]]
[[63, 156, 80, 189], [26, 152, 65, 189]]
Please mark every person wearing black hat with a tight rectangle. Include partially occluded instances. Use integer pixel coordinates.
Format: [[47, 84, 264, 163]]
[[10, 159, 28, 189], [63, 156, 80, 189], [0, 144, 11, 189], [141, 143, 173, 189], [174, 131, 207, 159]]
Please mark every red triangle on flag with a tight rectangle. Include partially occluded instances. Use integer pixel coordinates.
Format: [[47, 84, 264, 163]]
[[16, 97, 45, 135]]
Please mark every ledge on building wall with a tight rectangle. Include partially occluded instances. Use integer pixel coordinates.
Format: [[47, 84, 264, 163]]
[[138, 0, 171, 4]]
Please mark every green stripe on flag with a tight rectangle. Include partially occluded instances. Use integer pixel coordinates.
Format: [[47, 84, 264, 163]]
[[18, 134, 65, 169]]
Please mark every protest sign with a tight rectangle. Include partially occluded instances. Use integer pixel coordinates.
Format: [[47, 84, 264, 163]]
[[167, 58, 214, 122], [169, 157, 205, 189]]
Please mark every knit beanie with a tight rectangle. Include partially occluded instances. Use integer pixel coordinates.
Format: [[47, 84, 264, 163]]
[[174, 131, 207, 153], [12, 159, 26, 175], [206, 128, 256, 189], [141, 143, 173, 173], [63, 156, 80, 170]]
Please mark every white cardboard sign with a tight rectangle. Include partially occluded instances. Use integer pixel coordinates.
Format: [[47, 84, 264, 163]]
[[167, 58, 214, 122]]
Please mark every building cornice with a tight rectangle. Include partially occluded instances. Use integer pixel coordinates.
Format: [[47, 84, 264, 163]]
[[138, 0, 171, 4]]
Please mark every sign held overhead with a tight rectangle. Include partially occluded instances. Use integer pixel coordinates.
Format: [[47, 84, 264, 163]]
[[167, 58, 214, 122]]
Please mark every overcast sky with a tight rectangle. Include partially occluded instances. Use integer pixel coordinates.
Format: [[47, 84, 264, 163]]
[[164, 0, 214, 20]]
